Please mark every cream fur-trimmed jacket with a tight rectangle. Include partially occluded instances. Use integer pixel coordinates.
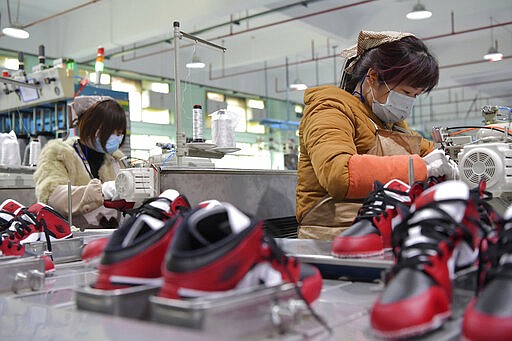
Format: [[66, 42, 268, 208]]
[[33, 137, 123, 217]]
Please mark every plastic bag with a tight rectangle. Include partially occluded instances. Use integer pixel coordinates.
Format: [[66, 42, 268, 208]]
[[209, 109, 238, 148]]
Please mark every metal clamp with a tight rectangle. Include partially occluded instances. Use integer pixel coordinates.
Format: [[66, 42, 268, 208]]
[[12, 269, 45, 293], [270, 298, 307, 334]]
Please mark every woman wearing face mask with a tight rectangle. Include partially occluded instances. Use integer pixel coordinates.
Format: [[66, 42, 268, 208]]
[[296, 31, 457, 240], [33, 96, 127, 228]]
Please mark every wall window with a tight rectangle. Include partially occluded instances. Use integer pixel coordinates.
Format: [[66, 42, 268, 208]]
[[111, 77, 142, 122], [226, 96, 247, 132]]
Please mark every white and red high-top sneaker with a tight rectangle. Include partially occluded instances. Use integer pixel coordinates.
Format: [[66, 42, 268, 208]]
[[0, 202, 72, 256], [94, 189, 190, 290], [370, 180, 484, 339], [159, 202, 322, 305], [462, 204, 512, 341], [331, 179, 423, 258]]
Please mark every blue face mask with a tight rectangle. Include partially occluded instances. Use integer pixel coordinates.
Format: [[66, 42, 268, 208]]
[[93, 134, 123, 154]]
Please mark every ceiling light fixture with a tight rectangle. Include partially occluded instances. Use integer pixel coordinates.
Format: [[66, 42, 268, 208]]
[[185, 53, 206, 69], [483, 45, 503, 62], [483, 17, 503, 62], [289, 79, 308, 91], [2, 0, 30, 39], [289, 57, 308, 91], [406, 1, 432, 20]]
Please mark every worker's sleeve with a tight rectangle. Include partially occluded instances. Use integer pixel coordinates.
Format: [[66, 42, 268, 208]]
[[345, 154, 427, 199], [47, 180, 103, 216], [33, 144, 104, 216], [302, 103, 358, 199]]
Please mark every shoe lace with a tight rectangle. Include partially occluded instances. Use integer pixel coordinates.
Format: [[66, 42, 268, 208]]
[[355, 181, 409, 223], [0, 210, 15, 232], [0, 209, 39, 251], [1, 209, 40, 241], [263, 233, 332, 336], [390, 198, 477, 278]]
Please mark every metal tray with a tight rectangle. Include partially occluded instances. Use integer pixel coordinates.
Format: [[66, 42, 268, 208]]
[[75, 284, 160, 320], [24, 237, 84, 264], [0, 256, 45, 293], [278, 238, 393, 280], [149, 283, 316, 338]]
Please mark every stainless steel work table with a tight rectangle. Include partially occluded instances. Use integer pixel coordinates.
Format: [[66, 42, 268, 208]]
[[0, 237, 474, 340]]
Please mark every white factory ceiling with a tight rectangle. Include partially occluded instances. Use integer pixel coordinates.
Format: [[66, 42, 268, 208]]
[[0, 0, 511, 127]]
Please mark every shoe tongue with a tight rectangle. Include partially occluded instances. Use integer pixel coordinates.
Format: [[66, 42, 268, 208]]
[[411, 181, 469, 223], [188, 203, 251, 245], [401, 226, 438, 258], [384, 179, 410, 192], [150, 189, 180, 212], [381, 179, 411, 204], [121, 215, 164, 247]]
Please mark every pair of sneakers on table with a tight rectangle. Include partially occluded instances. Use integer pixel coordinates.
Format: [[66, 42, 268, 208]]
[[0, 199, 72, 273], [332, 178, 511, 340], [92, 189, 323, 306], [0, 199, 72, 255]]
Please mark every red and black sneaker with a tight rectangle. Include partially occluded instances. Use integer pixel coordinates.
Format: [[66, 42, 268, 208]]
[[370, 180, 484, 339], [331, 179, 422, 258], [159, 202, 322, 305], [462, 205, 512, 341], [0, 203, 72, 256], [94, 189, 190, 290]]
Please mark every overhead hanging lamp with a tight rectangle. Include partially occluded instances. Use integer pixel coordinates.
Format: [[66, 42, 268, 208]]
[[406, 1, 432, 20], [2, 0, 29, 39], [185, 52, 206, 69], [289, 79, 308, 91], [483, 17, 503, 62], [289, 57, 308, 91]]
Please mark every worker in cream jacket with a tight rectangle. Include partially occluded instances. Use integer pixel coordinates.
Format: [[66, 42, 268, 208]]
[[34, 96, 128, 228]]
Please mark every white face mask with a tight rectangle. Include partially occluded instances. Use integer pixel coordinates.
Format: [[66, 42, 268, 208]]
[[370, 81, 416, 123]]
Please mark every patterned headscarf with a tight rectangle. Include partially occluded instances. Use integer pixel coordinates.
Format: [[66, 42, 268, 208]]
[[341, 30, 415, 74], [68, 96, 115, 127]]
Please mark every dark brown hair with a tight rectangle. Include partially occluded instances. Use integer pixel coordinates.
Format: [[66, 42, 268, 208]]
[[77, 99, 127, 150], [341, 36, 439, 94]]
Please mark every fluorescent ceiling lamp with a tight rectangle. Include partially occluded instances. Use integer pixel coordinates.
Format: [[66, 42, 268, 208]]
[[483, 46, 503, 62], [186, 54, 206, 69], [2, 26, 29, 39], [289, 79, 308, 91], [406, 2, 432, 20]]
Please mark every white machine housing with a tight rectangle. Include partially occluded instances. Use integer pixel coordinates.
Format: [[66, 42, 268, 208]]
[[458, 142, 512, 197], [0, 67, 75, 112], [115, 167, 158, 202]]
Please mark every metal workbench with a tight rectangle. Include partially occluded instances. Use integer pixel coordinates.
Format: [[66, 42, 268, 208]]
[[0, 236, 475, 340]]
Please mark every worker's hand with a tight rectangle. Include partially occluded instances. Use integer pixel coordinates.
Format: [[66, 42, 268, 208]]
[[423, 149, 458, 179], [101, 181, 119, 200]]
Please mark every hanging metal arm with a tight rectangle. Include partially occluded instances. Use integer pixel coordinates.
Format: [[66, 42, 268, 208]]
[[172, 21, 226, 167]]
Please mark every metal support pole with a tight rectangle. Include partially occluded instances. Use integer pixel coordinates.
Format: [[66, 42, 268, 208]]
[[172, 21, 226, 167], [173, 21, 185, 167]]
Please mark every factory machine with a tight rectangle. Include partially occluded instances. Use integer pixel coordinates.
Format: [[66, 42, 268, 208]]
[[432, 105, 512, 213]]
